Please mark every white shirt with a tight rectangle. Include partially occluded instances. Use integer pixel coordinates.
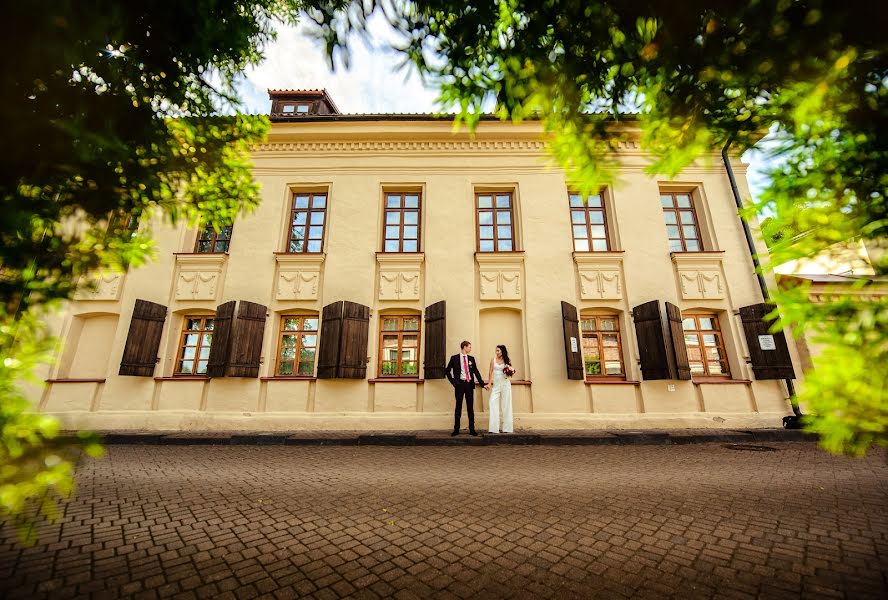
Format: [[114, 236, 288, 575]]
[[460, 351, 471, 381]]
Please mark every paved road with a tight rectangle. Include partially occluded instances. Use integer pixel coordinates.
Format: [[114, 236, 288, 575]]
[[1, 444, 886, 599]]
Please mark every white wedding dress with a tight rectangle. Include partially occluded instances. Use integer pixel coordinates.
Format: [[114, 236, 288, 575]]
[[488, 360, 513, 433]]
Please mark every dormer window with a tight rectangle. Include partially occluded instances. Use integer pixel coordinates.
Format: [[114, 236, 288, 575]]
[[268, 89, 340, 121]]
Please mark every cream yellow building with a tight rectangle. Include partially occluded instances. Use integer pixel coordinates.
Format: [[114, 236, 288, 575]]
[[34, 90, 801, 431], [774, 239, 888, 373]]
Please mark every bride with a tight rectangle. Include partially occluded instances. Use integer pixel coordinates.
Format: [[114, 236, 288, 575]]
[[486, 345, 514, 434]]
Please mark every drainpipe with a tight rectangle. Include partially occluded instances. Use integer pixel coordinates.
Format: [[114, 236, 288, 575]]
[[721, 142, 802, 424]]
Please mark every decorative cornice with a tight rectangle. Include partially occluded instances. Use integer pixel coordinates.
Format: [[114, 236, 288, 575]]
[[376, 252, 425, 266], [253, 140, 551, 154], [573, 252, 625, 266], [253, 138, 648, 153], [274, 252, 326, 266], [475, 252, 526, 266], [174, 253, 228, 268], [670, 251, 725, 268]]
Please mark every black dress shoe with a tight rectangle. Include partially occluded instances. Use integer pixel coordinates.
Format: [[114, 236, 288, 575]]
[[450, 431, 459, 437], [470, 430, 479, 436]]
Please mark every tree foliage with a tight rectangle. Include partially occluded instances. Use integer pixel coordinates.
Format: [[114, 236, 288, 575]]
[[1, 1, 303, 541], [310, 0, 888, 453]]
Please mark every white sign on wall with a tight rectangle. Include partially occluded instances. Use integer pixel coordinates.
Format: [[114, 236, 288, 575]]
[[570, 336, 578, 353], [758, 335, 776, 351]]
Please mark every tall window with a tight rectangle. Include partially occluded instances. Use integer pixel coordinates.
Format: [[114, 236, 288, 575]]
[[276, 316, 318, 376], [109, 211, 141, 236], [682, 314, 730, 377], [288, 192, 327, 253], [379, 316, 420, 377], [383, 192, 421, 252], [569, 191, 610, 251], [661, 191, 702, 252], [580, 314, 625, 379], [194, 224, 233, 253], [175, 316, 214, 375], [476, 192, 515, 252]]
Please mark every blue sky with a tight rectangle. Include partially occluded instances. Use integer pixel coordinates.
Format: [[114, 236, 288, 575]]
[[241, 16, 770, 202]]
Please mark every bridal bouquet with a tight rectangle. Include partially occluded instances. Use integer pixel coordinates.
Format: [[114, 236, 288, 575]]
[[503, 365, 515, 378]]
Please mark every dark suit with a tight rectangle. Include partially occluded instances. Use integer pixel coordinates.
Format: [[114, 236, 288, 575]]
[[445, 353, 486, 433]]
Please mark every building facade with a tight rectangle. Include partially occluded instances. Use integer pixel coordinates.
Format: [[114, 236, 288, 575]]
[[33, 90, 800, 431], [774, 239, 888, 373]]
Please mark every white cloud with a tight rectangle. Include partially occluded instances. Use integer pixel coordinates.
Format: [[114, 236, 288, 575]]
[[240, 12, 439, 115]]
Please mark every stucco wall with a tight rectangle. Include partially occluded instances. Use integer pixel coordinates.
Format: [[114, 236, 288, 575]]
[[33, 120, 795, 431]]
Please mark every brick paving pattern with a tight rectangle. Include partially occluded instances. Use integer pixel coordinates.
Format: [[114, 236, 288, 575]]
[[1, 443, 886, 599]]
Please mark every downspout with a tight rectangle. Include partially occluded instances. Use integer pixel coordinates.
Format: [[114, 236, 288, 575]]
[[721, 142, 802, 422]]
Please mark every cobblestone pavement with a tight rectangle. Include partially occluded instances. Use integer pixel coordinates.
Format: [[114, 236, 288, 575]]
[[1, 444, 886, 599]]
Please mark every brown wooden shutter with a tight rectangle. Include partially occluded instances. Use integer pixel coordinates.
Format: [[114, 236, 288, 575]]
[[207, 301, 236, 377], [119, 300, 167, 376], [317, 301, 343, 379], [424, 301, 447, 379], [227, 301, 268, 377], [338, 301, 370, 378], [561, 301, 584, 380], [632, 300, 672, 380], [665, 302, 692, 380], [739, 303, 796, 380]]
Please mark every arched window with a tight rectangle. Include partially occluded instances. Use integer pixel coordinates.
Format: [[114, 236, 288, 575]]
[[175, 315, 215, 375], [275, 315, 319, 376], [682, 313, 730, 377], [378, 314, 421, 377], [579, 313, 625, 379]]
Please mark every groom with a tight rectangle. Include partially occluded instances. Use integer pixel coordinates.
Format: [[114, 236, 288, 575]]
[[445, 340, 487, 436]]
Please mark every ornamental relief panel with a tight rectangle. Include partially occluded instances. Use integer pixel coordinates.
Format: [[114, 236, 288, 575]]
[[173, 255, 226, 302], [379, 270, 420, 301], [678, 270, 725, 300], [276, 270, 320, 300], [670, 253, 726, 301], [578, 270, 622, 300], [74, 272, 124, 302], [175, 271, 219, 301], [274, 254, 324, 301], [479, 269, 521, 301]]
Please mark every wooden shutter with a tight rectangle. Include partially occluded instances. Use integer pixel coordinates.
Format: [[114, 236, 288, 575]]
[[338, 301, 370, 378], [739, 303, 796, 380], [227, 301, 267, 377], [632, 300, 672, 380], [317, 301, 343, 379], [665, 302, 692, 380], [561, 301, 584, 380], [207, 300, 236, 377], [424, 301, 447, 379], [119, 300, 167, 376]]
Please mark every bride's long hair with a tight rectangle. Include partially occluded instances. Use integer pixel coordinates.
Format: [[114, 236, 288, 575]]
[[496, 344, 512, 366]]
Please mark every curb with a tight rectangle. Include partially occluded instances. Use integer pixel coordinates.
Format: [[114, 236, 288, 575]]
[[59, 429, 819, 447]]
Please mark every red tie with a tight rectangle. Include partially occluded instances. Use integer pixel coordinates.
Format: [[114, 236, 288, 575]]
[[463, 356, 469, 382]]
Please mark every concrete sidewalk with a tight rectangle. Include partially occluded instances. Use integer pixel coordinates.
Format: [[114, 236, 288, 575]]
[[63, 428, 818, 446]]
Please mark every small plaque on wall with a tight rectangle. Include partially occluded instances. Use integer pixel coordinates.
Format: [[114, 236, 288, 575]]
[[758, 335, 776, 351], [570, 336, 578, 353]]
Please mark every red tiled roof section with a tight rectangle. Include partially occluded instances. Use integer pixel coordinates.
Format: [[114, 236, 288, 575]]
[[268, 89, 326, 96]]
